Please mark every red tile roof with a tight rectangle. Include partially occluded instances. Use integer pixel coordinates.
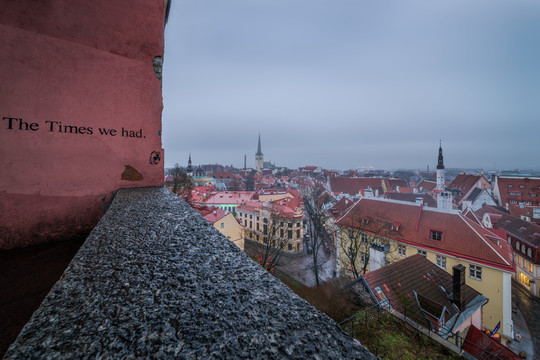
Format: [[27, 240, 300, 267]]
[[337, 198, 514, 271], [463, 326, 520, 360], [328, 197, 358, 220], [475, 205, 540, 263], [384, 193, 437, 208], [330, 177, 383, 196], [363, 255, 483, 328], [449, 174, 490, 204], [203, 191, 256, 205], [496, 176, 540, 214], [417, 180, 437, 192]]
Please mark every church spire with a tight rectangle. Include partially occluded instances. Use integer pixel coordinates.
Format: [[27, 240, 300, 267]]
[[256, 133, 263, 156], [437, 140, 444, 170]]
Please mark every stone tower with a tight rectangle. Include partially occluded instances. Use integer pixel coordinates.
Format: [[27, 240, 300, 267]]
[[255, 134, 263, 173]]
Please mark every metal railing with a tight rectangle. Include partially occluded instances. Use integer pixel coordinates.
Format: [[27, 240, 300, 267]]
[[339, 297, 510, 360]]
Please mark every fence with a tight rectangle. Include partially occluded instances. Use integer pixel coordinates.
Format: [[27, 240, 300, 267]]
[[338, 297, 510, 360]]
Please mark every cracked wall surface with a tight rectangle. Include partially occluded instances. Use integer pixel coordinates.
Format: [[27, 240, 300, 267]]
[[4, 187, 377, 359]]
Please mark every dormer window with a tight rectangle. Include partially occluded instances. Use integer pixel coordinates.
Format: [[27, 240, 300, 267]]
[[429, 229, 443, 241], [391, 222, 400, 231], [361, 217, 369, 225]]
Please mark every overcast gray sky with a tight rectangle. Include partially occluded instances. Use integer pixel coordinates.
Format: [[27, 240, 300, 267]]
[[162, 1, 540, 171]]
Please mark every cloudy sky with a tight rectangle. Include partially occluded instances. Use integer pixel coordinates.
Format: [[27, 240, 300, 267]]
[[162, 1, 540, 171]]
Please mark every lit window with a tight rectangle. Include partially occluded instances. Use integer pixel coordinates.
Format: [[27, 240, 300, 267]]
[[398, 245, 406, 257], [436, 255, 447, 269], [469, 265, 482, 280], [429, 230, 443, 241], [530, 263, 533, 273], [417, 249, 427, 257]]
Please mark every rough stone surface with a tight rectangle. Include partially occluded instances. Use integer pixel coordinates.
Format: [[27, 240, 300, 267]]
[[4, 187, 376, 359]]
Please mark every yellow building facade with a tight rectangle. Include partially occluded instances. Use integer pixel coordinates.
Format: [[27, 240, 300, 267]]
[[336, 198, 515, 342]]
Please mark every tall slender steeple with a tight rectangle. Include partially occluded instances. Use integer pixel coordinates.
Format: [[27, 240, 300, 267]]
[[255, 134, 264, 173], [186, 153, 193, 176], [435, 140, 445, 191], [256, 134, 263, 156], [437, 140, 444, 170]]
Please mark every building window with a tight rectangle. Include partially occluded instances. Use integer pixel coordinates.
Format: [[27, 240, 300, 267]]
[[522, 244, 526, 254], [530, 263, 533, 273], [220, 223, 224, 229], [250, 221, 252, 228], [518, 256, 521, 265], [509, 192, 521, 196], [256, 223, 259, 231], [398, 245, 406, 257], [288, 244, 292, 251], [263, 224, 268, 235], [436, 255, 447, 269], [288, 223, 293, 228], [360, 253, 367, 263], [528, 248, 532, 258], [280, 228, 284, 237], [250, 214, 253, 219], [257, 216, 260, 221], [288, 230, 293, 239], [469, 265, 482, 280], [531, 193, 537, 197], [417, 249, 427, 257], [296, 229, 300, 239], [510, 200, 518, 204], [429, 230, 443, 241], [361, 217, 369, 224], [361, 233, 368, 244], [516, 241, 520, 250], [520, 185, 525, 188], [245, 220, 247, 226]]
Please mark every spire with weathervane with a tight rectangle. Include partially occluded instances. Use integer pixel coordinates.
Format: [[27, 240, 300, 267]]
[[255, 134, 264, 173], [186, 153, 193, 176], [435, 140, 445, 191]]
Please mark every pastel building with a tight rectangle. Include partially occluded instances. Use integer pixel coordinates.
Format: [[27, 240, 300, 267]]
[[336, 198, 515, 342]]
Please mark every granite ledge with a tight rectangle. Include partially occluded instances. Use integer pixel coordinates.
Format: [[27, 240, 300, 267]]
[[4, 187, 376, 359]]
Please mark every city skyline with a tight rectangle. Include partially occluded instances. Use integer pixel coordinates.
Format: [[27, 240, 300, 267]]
[[162, 1, 540, 170]]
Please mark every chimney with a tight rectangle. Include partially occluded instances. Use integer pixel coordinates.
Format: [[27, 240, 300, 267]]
[[452, 264, 466, 311]]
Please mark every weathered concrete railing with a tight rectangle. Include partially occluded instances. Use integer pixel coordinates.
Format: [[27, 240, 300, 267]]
[[4, 187, 376, 359]]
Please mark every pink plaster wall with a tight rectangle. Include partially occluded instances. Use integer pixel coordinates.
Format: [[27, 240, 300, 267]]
[[0, 0, 166, 249]]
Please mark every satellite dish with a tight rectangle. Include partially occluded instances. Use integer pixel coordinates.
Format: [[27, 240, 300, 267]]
[[383, 243, 390, 252]]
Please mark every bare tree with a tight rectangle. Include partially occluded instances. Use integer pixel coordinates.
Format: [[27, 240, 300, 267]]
[[304, 191, 330, 286], [166, 163, 193, 204], [339, 212, 401, 280], [246, 209, 292, 273]]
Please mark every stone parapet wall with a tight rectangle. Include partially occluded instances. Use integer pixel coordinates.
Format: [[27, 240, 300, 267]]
[[4, 187, 376, 359]]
